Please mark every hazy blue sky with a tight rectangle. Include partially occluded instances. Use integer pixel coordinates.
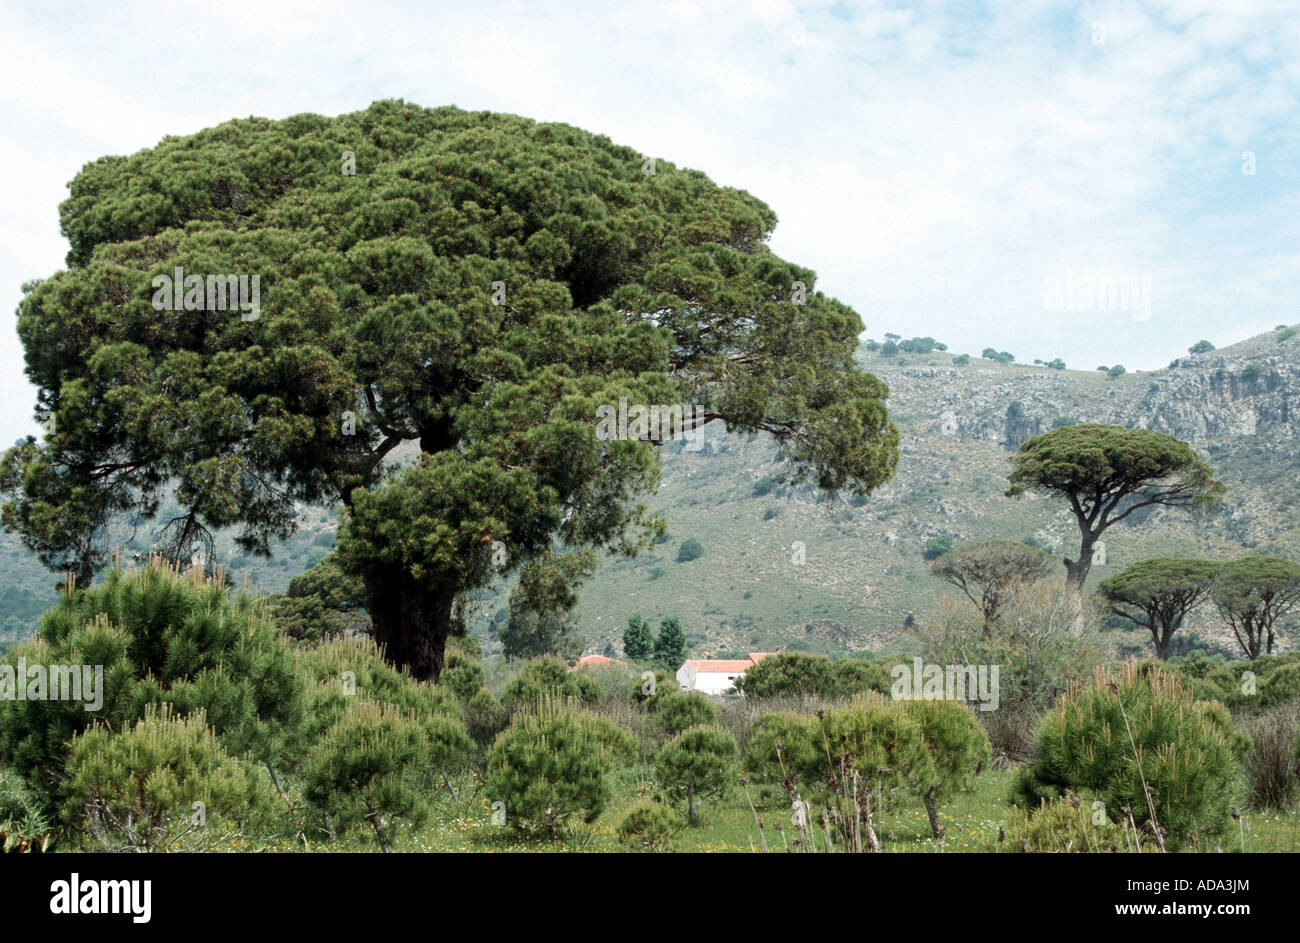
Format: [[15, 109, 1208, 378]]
[[2, 1, 1297, 444]]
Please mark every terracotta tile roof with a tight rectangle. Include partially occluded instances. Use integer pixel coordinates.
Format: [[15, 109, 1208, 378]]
[[683, 659, 757, 673], [747, 652, 779, 663], [572, 654, 628, 670]]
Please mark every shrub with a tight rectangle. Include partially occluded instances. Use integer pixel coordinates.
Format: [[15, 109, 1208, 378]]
[[631, 669, 676, 706], [501, 655, 602, 710], [266, 553, 368, 641], [735, 652, 836, 698], [65, 704, 275, 852], [573, 672, 604, 703], [918, 586, 1102, 722], [995, 797, 1112, 853], [817, 696, 935, 807], [304, 700, 471, 851], [831, 658, 892, 697], [1012, 665, 1250, 850], [0, 767, 53, 852], [676, 538, 705, 562], [446, 634, 483, 662], [439, 654, 485, 701], [1237, 703, 1300, 810], [763, 507, 780, 521], [655, 726, 738, 824], [1189, 340, 1215, 354], [1182, 675, 1230, 704], [903, 699, 992, 837], [1107, 364, 1126, 378], [616, 798, 685, 852], [741, 711, 821, 787], [464, 688, 509, 747], [650, 690, 717, 739], [952, 354, 970, 366], [745, 697, 936, 812], [1258, 663, 1300, 709], [298, 635, 462, 747], [898, 336, 946, 354], [485, 697, 637, 832], [0, 560, 305, 816], [922, 535, 956, 560]]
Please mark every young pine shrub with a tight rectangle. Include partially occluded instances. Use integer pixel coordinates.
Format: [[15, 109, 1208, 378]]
[[616, 798, 686, 852], [654, 726, 738, 825], [586, 696, 655, 760], [740, 711, 821, 793], [744, 699, 932, 855], [630, 669, 676, 706], [1012, 664, 1250, 850], [650, 689, 717, 741], [1181, 674, 1231, 706], [500, 655, 602, 711], [0, 560, 305, 819], [995, 797, 1113, 853], [64, 704, 276, 852], [485, 696, 637, 834], [734, 652, 837, 698], [741, 695, 936, 846], [464, 688, 509, 748], [831, 658, 892, 697], [902, 699, 992, 838], [816, 695, 936, 810], [303, 700, 472, 852], [439, 654, 486, 701], [297, 635, 463, 745]]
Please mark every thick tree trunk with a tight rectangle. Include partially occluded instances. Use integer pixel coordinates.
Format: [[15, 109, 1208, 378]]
[[1152, 626, 1171, 660], [364, 577, 457, 682], [1064, 533, 1096, 591]]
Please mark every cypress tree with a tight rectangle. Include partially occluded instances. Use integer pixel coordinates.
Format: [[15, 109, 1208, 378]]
[[622, 614, 653, 660], [654, 616, 687, 669]]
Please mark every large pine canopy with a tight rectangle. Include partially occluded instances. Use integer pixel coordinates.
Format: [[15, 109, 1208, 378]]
[[2, 100, 899, 678]]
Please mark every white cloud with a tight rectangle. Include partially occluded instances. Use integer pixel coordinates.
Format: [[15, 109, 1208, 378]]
[[0, 0, 1296, 446]]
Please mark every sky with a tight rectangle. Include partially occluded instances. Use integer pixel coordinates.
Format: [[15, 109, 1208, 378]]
[[1, 0, 1297, 445]]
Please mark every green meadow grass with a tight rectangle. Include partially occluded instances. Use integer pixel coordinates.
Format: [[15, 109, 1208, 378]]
[[305, 766, 1300, 854]]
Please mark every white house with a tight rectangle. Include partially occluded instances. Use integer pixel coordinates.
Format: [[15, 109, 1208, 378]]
[[676, 652, 777, 696]]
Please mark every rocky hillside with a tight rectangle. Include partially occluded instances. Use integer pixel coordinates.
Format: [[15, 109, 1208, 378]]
[[3, 326, 1298, 659], [556, 324, 1300, 659]]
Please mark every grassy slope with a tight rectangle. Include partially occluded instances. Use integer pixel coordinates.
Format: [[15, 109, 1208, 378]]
[[555, 333, 1300, 659]]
